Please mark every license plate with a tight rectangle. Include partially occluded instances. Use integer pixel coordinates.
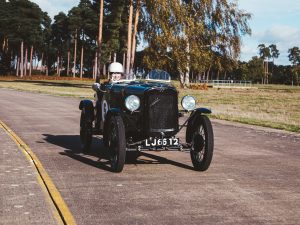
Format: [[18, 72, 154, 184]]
[[144, 137, 179, 147]]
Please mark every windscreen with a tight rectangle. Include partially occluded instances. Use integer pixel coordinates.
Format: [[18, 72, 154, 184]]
[[146, 70, 171, 82]]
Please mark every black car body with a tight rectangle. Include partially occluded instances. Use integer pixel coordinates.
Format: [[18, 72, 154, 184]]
[[79, 70, 214, 172]]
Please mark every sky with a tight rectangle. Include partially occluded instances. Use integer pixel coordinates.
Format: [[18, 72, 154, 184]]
[[32, 0, 300, 65]]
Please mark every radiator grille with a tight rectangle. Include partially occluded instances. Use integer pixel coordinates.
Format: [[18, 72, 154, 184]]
[[147, 91, 178, 132]]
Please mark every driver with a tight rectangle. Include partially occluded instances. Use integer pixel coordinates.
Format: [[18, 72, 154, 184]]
[[94, 62, 124, 128], [108, 62, 124, 82]]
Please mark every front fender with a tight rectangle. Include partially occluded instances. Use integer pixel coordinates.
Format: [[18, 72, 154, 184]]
[[186, 108, 211, 143], [105, 108, 123, 121], [188, 108, 212, 122], [79, 100, 94, 121], [188, 107, 211, 125], [79, 99, 94, 110], [194, 107, 212, 114]]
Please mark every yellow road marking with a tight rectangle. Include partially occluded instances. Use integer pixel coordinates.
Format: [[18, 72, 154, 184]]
[[0, 120, 77, 225]]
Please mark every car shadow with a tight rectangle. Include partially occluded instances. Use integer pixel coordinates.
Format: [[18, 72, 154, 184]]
[[43, 134, 113, 171], [42, 134, 195, 171]]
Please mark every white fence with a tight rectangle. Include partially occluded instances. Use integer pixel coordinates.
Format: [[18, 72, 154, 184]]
[[195, 80, 252, 88]]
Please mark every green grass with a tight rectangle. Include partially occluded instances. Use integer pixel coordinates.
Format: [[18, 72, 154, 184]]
[[1, 78, 299, 133], [0, 79, 94, 98]]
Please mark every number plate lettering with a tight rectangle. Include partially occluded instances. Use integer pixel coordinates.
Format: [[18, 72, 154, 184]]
[[144, 138, 179, 147]]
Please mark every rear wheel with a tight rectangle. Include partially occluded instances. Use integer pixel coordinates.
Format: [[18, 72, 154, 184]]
[[107, 115, 126, 172], [187, 115, 214, 171], [80, 109, 93, 153]]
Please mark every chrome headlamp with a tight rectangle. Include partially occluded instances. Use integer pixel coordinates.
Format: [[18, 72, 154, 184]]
[[125, 95, 140, 112], [181, 95, 196, 111]]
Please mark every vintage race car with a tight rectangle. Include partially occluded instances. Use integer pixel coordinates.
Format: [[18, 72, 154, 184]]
[[79, 70, 214, 172]]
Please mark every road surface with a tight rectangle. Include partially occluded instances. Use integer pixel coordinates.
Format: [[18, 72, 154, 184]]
[[0, 88, 299, 225]]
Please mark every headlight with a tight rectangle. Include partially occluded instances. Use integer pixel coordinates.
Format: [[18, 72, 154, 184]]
[[181, 95, 196, 111], [125, 95, 140, 112]]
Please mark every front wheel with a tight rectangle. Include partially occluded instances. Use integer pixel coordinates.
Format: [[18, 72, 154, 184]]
[[187, 115, 214, 171], [107, 115, 126, 172], [80, 109, 93, 153]]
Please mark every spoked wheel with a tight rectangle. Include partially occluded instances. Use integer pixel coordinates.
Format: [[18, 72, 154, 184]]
[[188, 115, 214, 171], [107, 115, 126, 172], [80, 109, 93, 153]]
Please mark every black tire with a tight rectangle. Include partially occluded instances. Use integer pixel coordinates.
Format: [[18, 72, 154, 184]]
[[107, 115, 126, 172], [187, 115, 214, 171], [80, 109, 93, 153], [103, 118, 109, 148]]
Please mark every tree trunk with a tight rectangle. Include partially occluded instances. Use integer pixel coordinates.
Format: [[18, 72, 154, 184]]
[[16, 57, 20, 76], [94, 51, 98, 80], [59, 56, 62, 77], [271, 57, 274, 83], [184, 42, 190, 87], [73, 29, 77, 78], [126, 0, 134, 74], [123, 52, 126, 69], [80, 45, 84, 79], [261, 60, 264, 84], [20, 42, 24, 77], [29, 46, 33, 76], [130, 1, 140, 73], [266, 61, 269, 84], [103, 64, 106, 78], [2, 36, 5, 52], [67, 50, 70, 76], [262, 61, 265, 84], [24, 47, 28, 76], [41, 52, 44, 73], [113, 53, 117, 62], [46, 55, 49, 77], [34, 51, 38, 70], [97, 0, 104, 77], [179, 70, 185, 88], [184, 67, 190, 87], [206, 66, 211, 81], [57, 55, 60, 76]]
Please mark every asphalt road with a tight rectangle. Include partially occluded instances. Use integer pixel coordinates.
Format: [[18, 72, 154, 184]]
[[0, 88, 300, 225]]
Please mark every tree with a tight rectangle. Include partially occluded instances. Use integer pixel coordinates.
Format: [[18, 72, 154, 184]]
[[126, 0, 134, 74], [142, 0, 251, 88], [247, 56, 264, 82], [68, 0, 98, 78], [130, 0, 141, 73], [258, 44, 271, 84], [96, 0, 104, 77], [0, 0, 47, 76], [0, 0, 11, 74], [52, 12, 69, 76], [288, 47, 300, 86], [269, 44, 279, 80], [40, 12, 53, 76]]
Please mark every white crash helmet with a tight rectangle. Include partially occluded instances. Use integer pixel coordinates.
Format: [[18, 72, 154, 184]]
[[108, 62, 124, 73]]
